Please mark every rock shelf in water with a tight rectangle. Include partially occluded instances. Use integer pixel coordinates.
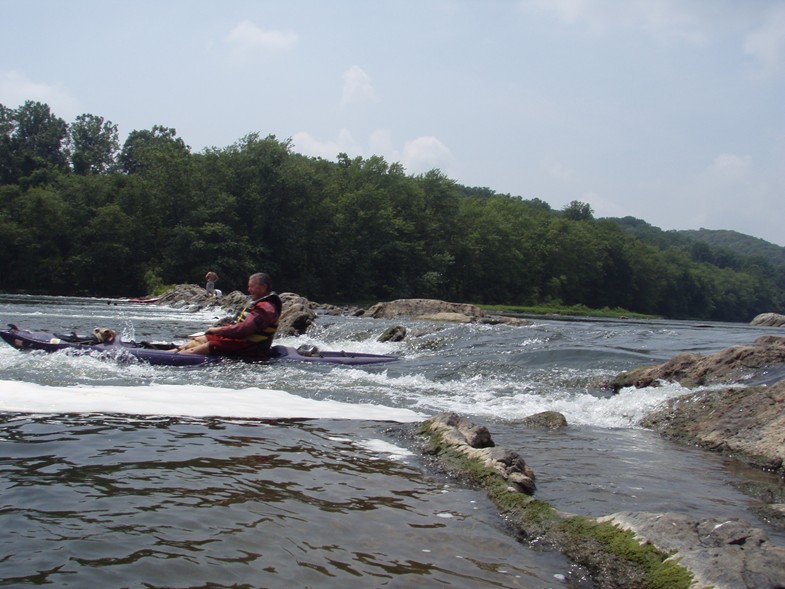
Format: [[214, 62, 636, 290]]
[[416, 412, 785, 589]]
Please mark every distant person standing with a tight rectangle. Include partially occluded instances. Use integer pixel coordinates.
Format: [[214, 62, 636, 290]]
[[205, 271, 219, 296]]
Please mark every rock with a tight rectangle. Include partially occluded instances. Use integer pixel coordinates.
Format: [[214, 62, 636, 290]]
[[600, 511, 785, 589], [520, 411, 568, 429], [377, 325, 406, 342], [426, 412, 495, 448], [276, 292, 317, 337], [364, 299, 485, 321], [219, 290, 254, 309], [416, 312, 474, 323], [639, 379, 785, 475], [751, 313, 785, 327], [155, 284, 226, 310], [480, 316, 533, 326], [422, 413, 536, 494], [611, 335, 785, 389]]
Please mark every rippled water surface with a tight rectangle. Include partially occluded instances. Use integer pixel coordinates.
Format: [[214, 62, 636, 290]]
[[0, 294, 783, 587]]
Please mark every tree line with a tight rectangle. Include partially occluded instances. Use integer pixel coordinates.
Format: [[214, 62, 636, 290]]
[[1, 100, 783, 322]]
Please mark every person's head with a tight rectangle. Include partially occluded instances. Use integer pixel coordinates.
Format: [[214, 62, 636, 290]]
[[248, 272, 272, 299]]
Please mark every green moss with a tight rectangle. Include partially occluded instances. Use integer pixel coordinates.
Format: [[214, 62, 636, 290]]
[[556, 517, 694, 589]]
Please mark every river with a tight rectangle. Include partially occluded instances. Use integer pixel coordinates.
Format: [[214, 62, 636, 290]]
[[0, 294, 783, 588]]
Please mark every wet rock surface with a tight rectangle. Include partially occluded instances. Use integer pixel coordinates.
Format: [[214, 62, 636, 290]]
[[606, 335, 785, 479], [417, 412, 785, 589], [611, 335, 785, 389], [752, 312, 785, 327], [600, 511, 785, 589], [363, 298, 486, 320], [363, 298, 531, 325], [640, 380, 785, 475]]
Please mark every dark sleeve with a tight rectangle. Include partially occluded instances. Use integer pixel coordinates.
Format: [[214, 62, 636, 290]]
[[212, 301, 277, 339]]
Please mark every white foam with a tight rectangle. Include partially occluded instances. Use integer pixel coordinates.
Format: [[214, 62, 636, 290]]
[[357, 438, 416, 460], [0, 380, 426, 422], [414, 381, 700, 428]]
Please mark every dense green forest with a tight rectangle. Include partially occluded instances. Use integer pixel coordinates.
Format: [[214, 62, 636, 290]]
[[1, 100, 783, 322]]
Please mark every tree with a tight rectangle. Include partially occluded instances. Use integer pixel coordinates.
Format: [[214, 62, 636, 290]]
[[118, 125, 189, 174], [562, 200, 594, 221], [68, 113, 120, 174], [0, 101, 68, 184]]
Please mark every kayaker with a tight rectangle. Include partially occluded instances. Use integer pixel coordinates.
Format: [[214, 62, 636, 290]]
[[179, 272, 282, 357]]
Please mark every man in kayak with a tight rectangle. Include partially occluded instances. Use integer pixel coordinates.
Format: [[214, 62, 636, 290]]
[[178, 272, 283, 357]]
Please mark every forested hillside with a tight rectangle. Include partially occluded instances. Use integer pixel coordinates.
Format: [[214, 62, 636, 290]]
[[1, 100, 783, 322], [677, 229, 785, 269]]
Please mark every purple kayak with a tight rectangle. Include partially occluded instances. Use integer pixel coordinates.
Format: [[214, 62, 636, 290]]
[[0, 326, 399, 367]]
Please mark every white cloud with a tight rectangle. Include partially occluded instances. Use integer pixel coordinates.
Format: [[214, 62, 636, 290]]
[[340, 65, 380, 107], [292, 129, 361, 159], [402, 136, 452, 174], [0, 70, 80, 118], [368, 128, 394, 155], [520, 0, 706, 44], [292, 130, 451, 175], [580, 190, 627, 218], [541, 158, 575, 182], [744, 4, 785, 72], [225, 20, 298, 62], [708, 153, 752, 181]]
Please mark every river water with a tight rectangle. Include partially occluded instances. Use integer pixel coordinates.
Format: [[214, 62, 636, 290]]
[[0, 294, 783, 588]]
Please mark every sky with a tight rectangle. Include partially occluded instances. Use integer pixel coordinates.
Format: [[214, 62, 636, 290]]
[[2, 0, 784, 246]]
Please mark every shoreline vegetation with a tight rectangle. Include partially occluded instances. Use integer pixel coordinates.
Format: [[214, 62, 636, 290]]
[[3, 100, 785, 324]]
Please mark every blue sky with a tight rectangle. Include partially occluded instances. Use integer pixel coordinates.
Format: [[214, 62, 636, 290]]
[[3, 1, 784, 246]]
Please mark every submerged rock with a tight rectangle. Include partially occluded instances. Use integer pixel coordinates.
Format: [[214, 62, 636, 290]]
[[520, 411, 568, 429], [377, 325, 406, 342]]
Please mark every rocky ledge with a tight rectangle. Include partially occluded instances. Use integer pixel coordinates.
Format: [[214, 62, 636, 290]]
[[610, 335, 785, 389], [363, 298, 531, 325], [415, 412, 785, 589], [151, 288, 532, 336], [609, 335, 785, 479], [751, 312, 785, 327]]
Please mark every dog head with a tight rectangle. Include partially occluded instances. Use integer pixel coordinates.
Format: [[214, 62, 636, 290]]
[[93, 327, 117, 343]]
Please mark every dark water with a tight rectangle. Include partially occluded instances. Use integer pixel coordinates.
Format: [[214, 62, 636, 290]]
[[0, 295, 783, 587]]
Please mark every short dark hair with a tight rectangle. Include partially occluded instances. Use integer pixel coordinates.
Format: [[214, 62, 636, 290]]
[[250, 272, 272, 289]]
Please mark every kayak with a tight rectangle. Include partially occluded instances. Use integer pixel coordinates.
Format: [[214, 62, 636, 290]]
[[0, 326, 399, 367], [127, 296, 162, 304]]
